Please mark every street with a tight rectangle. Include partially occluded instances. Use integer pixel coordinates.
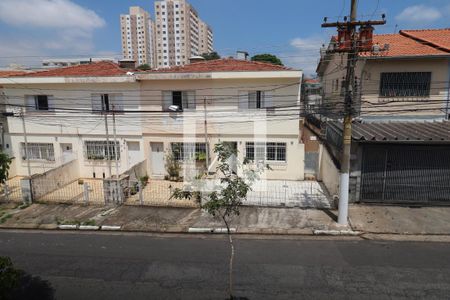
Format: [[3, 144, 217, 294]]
[[1, 231, 450, 299]]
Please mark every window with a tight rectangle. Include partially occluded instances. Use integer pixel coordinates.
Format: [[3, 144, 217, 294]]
[[92, 94, 123, 113], [162, 91, 196, 110], [239, 91, 272, 109], [35, 95, 49, 110], [245, 142, 286, 162], [85, 141, 120, 160], [171, 142, 206, 161], [21, 143, 55, 161], [380, 72, 431, 98], [26, 95, 52, 111]]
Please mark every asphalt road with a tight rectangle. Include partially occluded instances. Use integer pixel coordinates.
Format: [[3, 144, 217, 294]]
[[1, 231, 450, 300]]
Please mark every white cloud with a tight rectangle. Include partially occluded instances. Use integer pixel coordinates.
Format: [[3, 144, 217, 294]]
[[282, 36, 326, 76], [0, 0, 105, 30], [395, 5, 442, 24], [0, 0, 106, 67]]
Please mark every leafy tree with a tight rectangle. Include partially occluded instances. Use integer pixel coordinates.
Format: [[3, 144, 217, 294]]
[[0, 152, 12, 184], [171, 142, 265, 299], [251, 53, 284, 66], [165, 151, 181, 181], [0, 256, 55, 300], [137, 64, 151, 70], [201, 52, 221, 60]]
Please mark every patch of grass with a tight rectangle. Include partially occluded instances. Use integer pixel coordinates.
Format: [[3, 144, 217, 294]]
[[81, 220, 96, 226], [0, 213, 12, 224], [18, 203, 30, 210], [59, 219, 80, 226]]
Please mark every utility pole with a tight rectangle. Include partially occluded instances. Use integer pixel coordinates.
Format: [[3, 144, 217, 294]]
[[112, 104, 121, 203], [322, 0, 386, 225], [21, 108, 31, 178], [203, 98, 209, 173]]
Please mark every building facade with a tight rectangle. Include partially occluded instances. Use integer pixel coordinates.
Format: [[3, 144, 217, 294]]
[[317, 28, 450, 121], [153, 0, 213, 67], [0, 59, 303, 182], [120, 6, 156, 67]]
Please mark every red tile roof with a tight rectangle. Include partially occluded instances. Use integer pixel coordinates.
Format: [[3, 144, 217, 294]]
[[401, 28, 450, 52], [11, 61, 128, 77], [359, 34, 446, 58], [145, 58, 293, 73], [0, 70, 27, 77]]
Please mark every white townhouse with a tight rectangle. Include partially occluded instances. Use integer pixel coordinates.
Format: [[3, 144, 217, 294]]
[[0, 59, 304, 181]]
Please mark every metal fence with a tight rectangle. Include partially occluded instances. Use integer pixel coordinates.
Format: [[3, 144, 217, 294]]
[[244, 180, 332, 208], [124, 179, 199, 208], [0, 177, 24, 203], [34, 179, 105, 206]]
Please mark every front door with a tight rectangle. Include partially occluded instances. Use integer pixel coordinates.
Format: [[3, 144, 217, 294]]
[[61, 143, 73, 163], [127, 141, 141, 168], [151, 142, 165, 177]]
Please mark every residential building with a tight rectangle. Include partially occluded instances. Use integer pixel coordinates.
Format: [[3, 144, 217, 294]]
[[154, 0, 213, 67], [120, 6, 156, 67], [0, 59, 304, 183], [317, 28, 450, 121], [312, 28, 450, 205], [198, 20, 213, 55]]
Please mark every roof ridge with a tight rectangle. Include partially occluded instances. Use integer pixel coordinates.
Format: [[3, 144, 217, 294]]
[[401, 28, 450, 32], [400, 29, 450, 52], [23, 61, 122, 76]]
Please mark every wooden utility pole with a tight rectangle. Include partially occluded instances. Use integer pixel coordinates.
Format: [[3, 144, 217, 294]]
[[203, 98, 209, 173], [322, 0, 386, 225]]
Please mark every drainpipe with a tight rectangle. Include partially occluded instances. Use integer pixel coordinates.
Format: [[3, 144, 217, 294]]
[[446, 59, 450, 120]]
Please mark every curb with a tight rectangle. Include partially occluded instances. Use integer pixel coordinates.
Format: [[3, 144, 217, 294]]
[[188, 227, 237, 233], [79, 225, 100, 231], [101, 225, 122, 231], [313, 229, 362, 236], [58, 224, 77, 230]]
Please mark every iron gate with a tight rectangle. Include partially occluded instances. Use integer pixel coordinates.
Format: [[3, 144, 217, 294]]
[[360, 144, 450, 204]]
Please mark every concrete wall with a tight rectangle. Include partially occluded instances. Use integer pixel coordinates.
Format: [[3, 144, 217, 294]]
[[31, 158, 80, 200], [318, 144, 340, 197]]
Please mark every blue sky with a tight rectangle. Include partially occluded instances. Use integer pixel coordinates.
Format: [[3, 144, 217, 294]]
[[0, 0, 449, 75]]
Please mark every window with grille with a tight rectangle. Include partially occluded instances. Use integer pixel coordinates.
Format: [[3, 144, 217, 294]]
[[245, 142, 286, 162], [85, 141, 120, 160], [171, 142, 206, 161], [379, 72, 431, 97], [21, 143, 55, 161]]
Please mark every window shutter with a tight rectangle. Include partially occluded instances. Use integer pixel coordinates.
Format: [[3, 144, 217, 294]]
[[112, 94, 124, 111], [162, 91, 172, 111], [238, 91, 248, 110], [263, 91, 273, 108], [26, 96, 35, 111], [91, 94, 102, 113], [186, 91, 196, 109], [47, 96, 55, 111], [182, 91, 188, 109], [248, 92, 257, 109]]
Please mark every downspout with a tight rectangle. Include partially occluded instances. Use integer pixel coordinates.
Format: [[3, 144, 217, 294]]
[[446, 59, 450, 120]]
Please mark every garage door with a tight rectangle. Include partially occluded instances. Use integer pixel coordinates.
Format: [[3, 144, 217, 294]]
[[360, 144, 450, 204]]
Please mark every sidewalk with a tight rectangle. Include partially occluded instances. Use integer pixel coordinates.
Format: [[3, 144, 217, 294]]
[[1, 202, 450, 238]]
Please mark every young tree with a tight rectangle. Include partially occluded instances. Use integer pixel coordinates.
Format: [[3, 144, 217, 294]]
[[172, 142, 265, 299], [251, 53, 284, 66], [0, 152, 12, 184]]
